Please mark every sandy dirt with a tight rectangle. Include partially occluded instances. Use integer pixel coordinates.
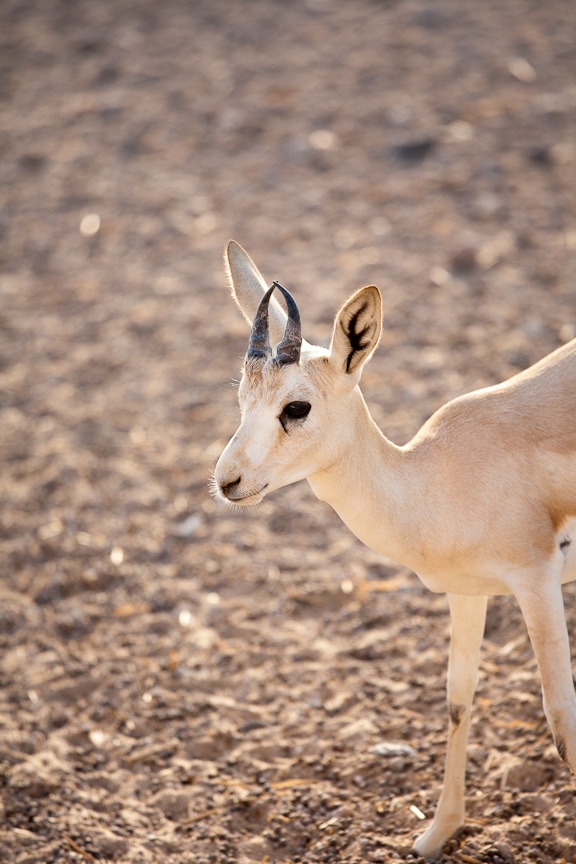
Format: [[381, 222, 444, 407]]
[[2, 1, 576, 862]]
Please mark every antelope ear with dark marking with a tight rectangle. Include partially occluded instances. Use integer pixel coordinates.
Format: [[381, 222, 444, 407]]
[[329, 285, 382, 376]]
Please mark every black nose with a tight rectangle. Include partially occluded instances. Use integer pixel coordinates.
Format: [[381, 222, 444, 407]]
[[220, 477, 241, 498]]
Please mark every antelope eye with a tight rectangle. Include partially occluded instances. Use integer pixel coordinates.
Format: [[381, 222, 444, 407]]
[[281, 401, 311, 420]]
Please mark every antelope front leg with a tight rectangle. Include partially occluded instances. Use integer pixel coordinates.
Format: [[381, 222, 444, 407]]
[[413, 593, 488, 860], [515, 578, 576, 772]]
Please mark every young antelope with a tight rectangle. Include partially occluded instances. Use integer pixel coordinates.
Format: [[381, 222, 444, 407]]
[[214, 240, 576, 858]]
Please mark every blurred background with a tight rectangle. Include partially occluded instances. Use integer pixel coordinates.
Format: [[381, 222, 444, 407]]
[[1, 1, 576, 862]]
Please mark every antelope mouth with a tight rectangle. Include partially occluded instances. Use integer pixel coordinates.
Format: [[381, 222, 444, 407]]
[[221, 484, 268, 506]]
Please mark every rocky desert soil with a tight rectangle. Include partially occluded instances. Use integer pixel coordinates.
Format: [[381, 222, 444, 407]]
[[1, 1, 576, 862]]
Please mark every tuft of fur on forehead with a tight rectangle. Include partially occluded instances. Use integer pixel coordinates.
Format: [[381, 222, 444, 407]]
[[242, 345, 334, 401]]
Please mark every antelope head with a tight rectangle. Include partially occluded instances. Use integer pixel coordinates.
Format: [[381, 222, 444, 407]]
[[214, 241, 382, 505]]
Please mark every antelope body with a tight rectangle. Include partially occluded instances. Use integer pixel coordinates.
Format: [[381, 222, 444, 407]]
[[214, 240, 576, 858]]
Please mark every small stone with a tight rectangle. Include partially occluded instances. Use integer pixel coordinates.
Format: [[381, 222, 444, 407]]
[[371, 741, 417, 758], [450, 247, 479, 272], [151, 790, 192, 820], [391, 137, 436, 162], [495, 842, 515, 862]]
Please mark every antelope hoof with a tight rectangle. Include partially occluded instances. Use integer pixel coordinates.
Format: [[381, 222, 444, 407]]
[[412, 818, 461, 860]]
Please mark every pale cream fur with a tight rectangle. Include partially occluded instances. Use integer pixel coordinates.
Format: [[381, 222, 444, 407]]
[[215, 241, 576, 859]]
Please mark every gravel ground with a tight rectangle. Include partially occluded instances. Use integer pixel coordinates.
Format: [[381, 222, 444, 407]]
[[1, 1, 576, 862]]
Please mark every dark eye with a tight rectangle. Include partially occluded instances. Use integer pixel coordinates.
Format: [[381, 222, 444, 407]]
[[280, 401, 311, 422]]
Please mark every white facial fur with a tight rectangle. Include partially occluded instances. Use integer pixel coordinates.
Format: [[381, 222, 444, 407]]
[[215, 344, 352, 504]]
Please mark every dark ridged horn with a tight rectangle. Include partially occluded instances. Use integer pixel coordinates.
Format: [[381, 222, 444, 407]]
[[272, 281, 302, 366], [246, 282, 302, 366], [246, 285, 275, 362]]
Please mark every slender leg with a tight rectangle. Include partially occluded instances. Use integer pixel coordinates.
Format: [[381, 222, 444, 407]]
[[514, 578, 576, 772], [413, 593, 488, 859]]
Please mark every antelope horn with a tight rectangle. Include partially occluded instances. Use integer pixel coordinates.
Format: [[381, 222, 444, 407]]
[[272, 281, 302, 366], [246, 284, 275, 362], [246, 282, 302, 366]]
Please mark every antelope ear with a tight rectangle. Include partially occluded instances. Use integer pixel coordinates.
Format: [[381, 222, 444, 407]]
[[225, 240, 287, 348], [329, 285, 382, 376]]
